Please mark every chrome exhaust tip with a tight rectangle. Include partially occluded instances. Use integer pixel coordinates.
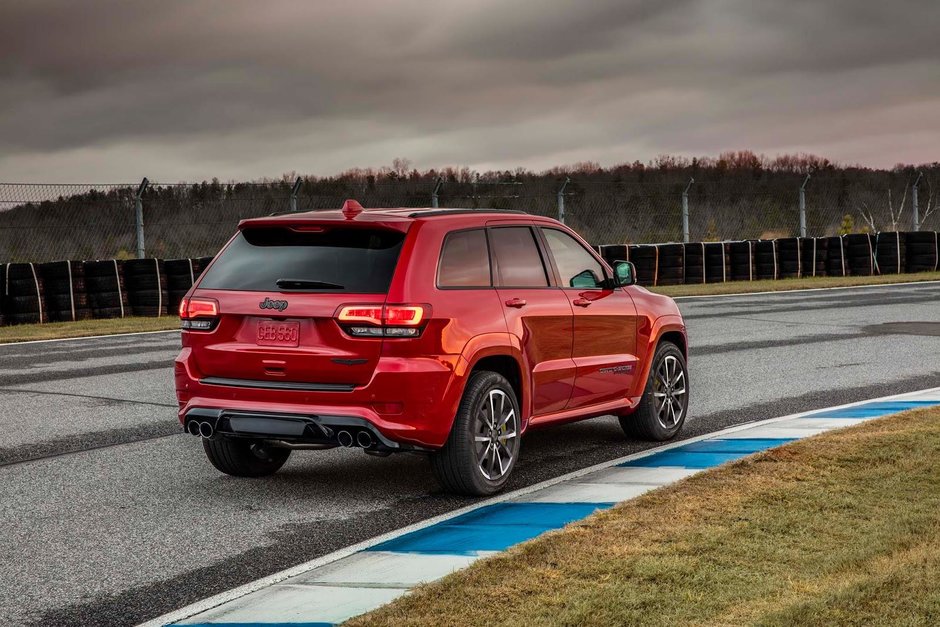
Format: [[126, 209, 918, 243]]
[[337, 430, 354, 447], [186, 421, 201, 436], [356, 430, 373, 449], [198, 421, 214, 439]]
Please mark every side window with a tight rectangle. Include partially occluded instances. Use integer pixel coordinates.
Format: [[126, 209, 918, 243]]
[[542, 228, 606, 289], [489, 227, 550, 287], [437, 229, 491, 288]]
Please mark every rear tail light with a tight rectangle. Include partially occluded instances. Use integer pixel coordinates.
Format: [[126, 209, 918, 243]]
[[179, 297, 220, 331], [336, 304, 430, 338]]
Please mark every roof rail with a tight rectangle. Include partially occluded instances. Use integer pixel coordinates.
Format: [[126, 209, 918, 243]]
[[407, 208, 528, 218]]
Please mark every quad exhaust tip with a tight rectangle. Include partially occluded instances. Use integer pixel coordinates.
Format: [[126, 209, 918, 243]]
[[337, 430, 354, 447], [198, 421, 214, 439], [356, 430, 373, 448], [186, 421, 200, 436]]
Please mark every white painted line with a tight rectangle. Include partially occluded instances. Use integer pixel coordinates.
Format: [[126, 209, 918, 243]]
[[671, 279, 940, 301], [176, 583, 407, 625], [0, 328, 179, 347], [140, 385, 940, 627], [515, 481, 657, 504], [295, 551, 490, 587]]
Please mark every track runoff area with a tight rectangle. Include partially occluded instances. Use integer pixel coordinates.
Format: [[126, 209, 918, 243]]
[[146, 387, 940, 626]]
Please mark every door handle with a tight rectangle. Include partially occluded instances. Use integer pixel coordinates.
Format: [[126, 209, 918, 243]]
[[572, 298, 591, 307], [505, 298, 527, 308]]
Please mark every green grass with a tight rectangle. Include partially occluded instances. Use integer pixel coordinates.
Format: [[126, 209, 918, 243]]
[[650, 270, 940, 297], [350, 407, 940, 626], [0, 316, 179, 343]]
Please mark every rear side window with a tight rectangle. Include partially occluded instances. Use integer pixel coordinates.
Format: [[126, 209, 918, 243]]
[[489, 227, 549, 287], [199, 227, 405, 293], [438, 229, 491, 288]]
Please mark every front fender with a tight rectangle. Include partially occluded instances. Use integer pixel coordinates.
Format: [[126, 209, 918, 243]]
[[630, 314, 687, 399]]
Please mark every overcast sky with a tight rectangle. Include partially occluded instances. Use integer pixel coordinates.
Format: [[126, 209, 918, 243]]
[[1, 0, 938, 182]]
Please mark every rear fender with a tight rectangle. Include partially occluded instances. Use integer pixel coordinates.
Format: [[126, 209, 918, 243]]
[[456, 333, 529, 428]]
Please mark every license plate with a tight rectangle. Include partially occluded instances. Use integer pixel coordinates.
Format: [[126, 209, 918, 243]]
[[256, 320, 300, 347]]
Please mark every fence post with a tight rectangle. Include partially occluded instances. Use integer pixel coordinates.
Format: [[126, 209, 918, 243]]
[[135, 177, 149, 259], [557, 177, 570, 224], [912, 172, 923, 232], [799, 174, 810, 238], [431, 177, 443, 208], [290, 177, 302, 212], [682, 178, 694, 243]]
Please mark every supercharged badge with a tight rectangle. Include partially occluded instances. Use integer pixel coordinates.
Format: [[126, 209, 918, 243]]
[[259, 297, 289, 312]]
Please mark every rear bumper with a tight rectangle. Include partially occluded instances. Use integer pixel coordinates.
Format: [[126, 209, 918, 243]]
[[174, 348, 467, 449]]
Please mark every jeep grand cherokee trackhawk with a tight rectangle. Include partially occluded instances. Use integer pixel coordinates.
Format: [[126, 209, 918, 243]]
[[175, 201, 689, 495]]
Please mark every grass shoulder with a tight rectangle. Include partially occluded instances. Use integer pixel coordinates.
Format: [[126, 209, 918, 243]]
[[651, 270, 940, 297], [351, 406, 940, 626], [0, 316, 179, 343]]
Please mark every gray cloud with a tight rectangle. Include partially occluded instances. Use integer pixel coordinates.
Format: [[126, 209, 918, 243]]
[[1, 0, 938, 181]]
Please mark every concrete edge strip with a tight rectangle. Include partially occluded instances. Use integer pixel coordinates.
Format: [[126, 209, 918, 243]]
[[140, 385, 940, 627]]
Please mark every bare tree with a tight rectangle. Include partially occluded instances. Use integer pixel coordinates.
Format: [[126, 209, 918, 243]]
[[857, 181, 909, 232]]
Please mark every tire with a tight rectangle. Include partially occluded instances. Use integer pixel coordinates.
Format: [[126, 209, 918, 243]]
[[203, 437, 291, 477], [620, 342, 688, 441], [430, 370, 521, 496]]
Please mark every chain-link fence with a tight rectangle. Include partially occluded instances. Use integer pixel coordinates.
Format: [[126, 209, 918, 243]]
[[2, 173, 938, 263]]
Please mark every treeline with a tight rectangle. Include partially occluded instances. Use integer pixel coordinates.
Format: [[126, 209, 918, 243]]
[[1, 152, 938, 263]]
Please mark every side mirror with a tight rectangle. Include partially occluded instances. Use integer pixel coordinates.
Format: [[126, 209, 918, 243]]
[[613, 260, 636, 287]]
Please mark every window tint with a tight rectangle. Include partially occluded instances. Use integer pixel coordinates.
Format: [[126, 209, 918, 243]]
[[199, 227, 404, 293], [542, 228, 606, 288], [438, 229, 491, 287], [489, 227, 549, 287]]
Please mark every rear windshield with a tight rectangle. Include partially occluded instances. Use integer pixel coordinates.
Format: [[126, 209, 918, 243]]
[[199, 227, 405, 293]]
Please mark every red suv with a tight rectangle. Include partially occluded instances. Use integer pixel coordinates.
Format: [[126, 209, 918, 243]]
[[175, 201, 689, 495]]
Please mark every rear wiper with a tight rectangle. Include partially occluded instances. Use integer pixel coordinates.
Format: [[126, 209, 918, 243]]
[[276, 279, 344, 290]]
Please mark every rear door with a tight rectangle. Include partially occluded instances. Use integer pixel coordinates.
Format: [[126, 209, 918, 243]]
[[488, 225, 575, 416], [188, 224, 406, 388], [539, 227, 639, 409]]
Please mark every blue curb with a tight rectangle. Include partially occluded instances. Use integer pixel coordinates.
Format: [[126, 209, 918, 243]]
[[804, 400, 940, 418], [368, 502, 612, 555], [677, 438, 796, 454]]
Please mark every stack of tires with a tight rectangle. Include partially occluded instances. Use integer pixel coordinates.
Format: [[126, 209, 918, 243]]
[[626, 245, 659, 286], [874, 232, 905, 275], [776, 238, 802, 279], [0, 264, 5, 327], [704, 242, 729, 283], [655, 244, 685, 286], [826, 236, 848, 277], [38, 261, 91, 322], [83, 260, 129, 319], [800, 237, 828, 277], [166, 258, 198, 314], [904, 231, 939, 273], [754, 240, 778, 280], [684, 242, 706, 284], [729, 241, 755, 281], [597, 245, 628, 268], [845, 233, 877, 276], [192, 256, 215, 278], [123, 258, 168, 317], [3, 263, 45, 325]]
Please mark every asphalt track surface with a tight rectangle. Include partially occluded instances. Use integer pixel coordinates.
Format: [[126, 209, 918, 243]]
[[2, 282, 939, 626]]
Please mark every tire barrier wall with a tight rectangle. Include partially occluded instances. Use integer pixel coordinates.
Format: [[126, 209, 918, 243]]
[[0, 257, 212, 326], [0, 232, 937, 326], [596, 231, 938, 288]]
